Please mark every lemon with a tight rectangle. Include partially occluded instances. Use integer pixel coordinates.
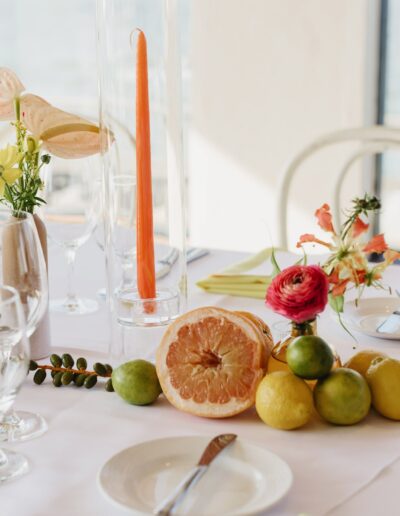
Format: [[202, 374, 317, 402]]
[[344, 349, 387, 378], [366, 357, 400, 420], [286, 336, 334, 380], [255, 371, 313, 430], [112, 359, 162, 405], [314, 368, 371, 425]]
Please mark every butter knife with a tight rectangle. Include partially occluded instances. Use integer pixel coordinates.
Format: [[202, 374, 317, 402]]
[[154, 433, 237, 515], [376, 311, 400, 334]]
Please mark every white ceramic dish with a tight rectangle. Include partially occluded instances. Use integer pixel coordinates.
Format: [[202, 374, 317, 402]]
[[341, 297, 400, 340], [98, 435, 293, 515]]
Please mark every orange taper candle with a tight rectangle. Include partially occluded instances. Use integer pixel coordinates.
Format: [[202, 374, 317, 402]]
[[136, 30, 156, 299]]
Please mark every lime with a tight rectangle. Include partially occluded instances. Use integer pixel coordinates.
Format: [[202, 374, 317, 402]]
[[255, 371, 313, 430], [314, 368, 371, 425], [112, 359, 162, 405], [286, 336, 334, 379], [366, 357, 400, 420], [344, 349, 387, 378]]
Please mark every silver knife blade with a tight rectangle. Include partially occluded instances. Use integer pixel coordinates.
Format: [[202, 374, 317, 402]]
[[197, 433, 237, 466], [376, 311, 400, 334], [154, 434, 237, 515]]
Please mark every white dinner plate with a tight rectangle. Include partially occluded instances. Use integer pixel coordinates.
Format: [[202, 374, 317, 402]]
[[341, 297, 400, 340], [98, 435, 293, 515]]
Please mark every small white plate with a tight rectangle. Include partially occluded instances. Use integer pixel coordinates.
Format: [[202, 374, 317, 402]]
[[98, 435, 293, 515], [341, 297, 400, 340]]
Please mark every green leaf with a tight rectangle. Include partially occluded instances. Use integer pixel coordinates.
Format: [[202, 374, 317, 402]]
[[294, 246, 308, 266], [328, 293, 344, 313], [329, 293, 358, 343], [270, 248, 281, 278]]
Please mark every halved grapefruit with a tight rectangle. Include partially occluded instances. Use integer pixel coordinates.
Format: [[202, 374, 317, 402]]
[[156, 307, 273, 418]]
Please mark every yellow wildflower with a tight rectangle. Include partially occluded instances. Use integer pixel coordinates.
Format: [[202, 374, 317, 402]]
[[0, 145, 22, 196]]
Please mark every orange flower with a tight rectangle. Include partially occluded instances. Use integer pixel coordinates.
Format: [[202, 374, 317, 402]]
[[296, 233, 332, 249], [363, 234, 388, 253], [332, 279, 350, 297], [351, 217, 369, 238], [315, 204, 335, 233]]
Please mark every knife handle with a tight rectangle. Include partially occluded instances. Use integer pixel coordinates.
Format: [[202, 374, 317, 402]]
[[154, 465, 207, 515]]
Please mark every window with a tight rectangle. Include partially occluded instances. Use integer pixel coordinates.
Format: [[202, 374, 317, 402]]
[[377, 0, 400, 249]]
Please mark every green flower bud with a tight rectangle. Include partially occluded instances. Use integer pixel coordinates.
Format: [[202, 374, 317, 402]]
[[105, 379, 114, 392], [76, 357, 87, 371], [93, 363, 107, 376], [104, 364, 113, 375], [50, 354, 62, 368], [61, 372, 74, 385], [33, 369, 46, 385], [75, 374, 87, 387], [29, 360, 38, 371], [62, 353, 74, 368], [84, 375, 97, 389], [27, 136, 38, 153], [53, 372, 63, 387]]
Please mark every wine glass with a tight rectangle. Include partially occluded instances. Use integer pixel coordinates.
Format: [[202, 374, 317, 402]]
[[110, 174, 137, 292], [0, 286, 30, 482], [43, 155, 99, 315], [0, 212, 48, 442]]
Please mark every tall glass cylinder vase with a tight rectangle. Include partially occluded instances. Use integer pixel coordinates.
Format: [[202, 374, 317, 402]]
[[97, 0, 187, 358]]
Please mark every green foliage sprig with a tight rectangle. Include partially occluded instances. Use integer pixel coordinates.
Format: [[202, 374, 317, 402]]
[[29, 353, 114, 392], [2, 98, 50, 215]]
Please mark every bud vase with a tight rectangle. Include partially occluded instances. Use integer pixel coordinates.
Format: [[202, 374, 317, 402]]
[[268, 319, 341, 378], [1, 212, 50, 360]]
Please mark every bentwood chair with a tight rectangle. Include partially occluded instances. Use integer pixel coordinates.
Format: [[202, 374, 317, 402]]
[[277, 125, 400, 249]]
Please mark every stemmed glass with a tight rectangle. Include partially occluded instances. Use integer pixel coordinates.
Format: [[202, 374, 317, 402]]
[[110, 174, 137, 292], [43, 155, 99, 315], [0, 286, 30, 482], [0, 212, 48, 442]]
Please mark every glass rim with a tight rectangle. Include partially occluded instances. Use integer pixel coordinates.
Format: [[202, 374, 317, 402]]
[[0, 210, 33, 227], [0, 285, 21, 305]]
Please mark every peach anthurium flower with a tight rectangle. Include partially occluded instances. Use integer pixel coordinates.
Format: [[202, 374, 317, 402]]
[[0, 68, 25, 120], [0, 68, 101, 159], [315, 203, 335, 233], [0, 145, 22, 196], [20, 94, 101, 159]]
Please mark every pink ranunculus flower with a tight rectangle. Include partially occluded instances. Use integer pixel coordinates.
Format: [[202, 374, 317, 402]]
[[266, 265, 329, 323]]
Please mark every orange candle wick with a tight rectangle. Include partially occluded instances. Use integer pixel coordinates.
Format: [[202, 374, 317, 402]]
[[136, 30, 156, 301]]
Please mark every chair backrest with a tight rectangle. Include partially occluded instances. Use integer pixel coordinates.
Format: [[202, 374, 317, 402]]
[[277, 125, 400, 248]]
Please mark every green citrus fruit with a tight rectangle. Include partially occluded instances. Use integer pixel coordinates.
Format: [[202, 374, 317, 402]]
[[286, 335, 334, 379], [366, 357, 400, 420], [314, 368, 371, 425], [344, 349, 387, 378], [112, 359, 162, 405], [255, 371, 313, 430]]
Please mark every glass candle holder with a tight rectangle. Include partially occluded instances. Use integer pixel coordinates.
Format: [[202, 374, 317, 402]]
[[97, 0, 187, 342]]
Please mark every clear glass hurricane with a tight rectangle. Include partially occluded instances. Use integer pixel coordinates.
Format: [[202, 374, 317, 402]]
[[43, 155, 99, 315], [0, 286, 30, 482], [0, 212, 48, 443]]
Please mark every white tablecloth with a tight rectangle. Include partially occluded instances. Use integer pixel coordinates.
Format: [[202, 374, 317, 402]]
[[3, 240, 400, 516]]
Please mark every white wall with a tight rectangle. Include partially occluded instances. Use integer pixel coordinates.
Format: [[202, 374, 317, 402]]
[[187, 0, 379, 252]]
